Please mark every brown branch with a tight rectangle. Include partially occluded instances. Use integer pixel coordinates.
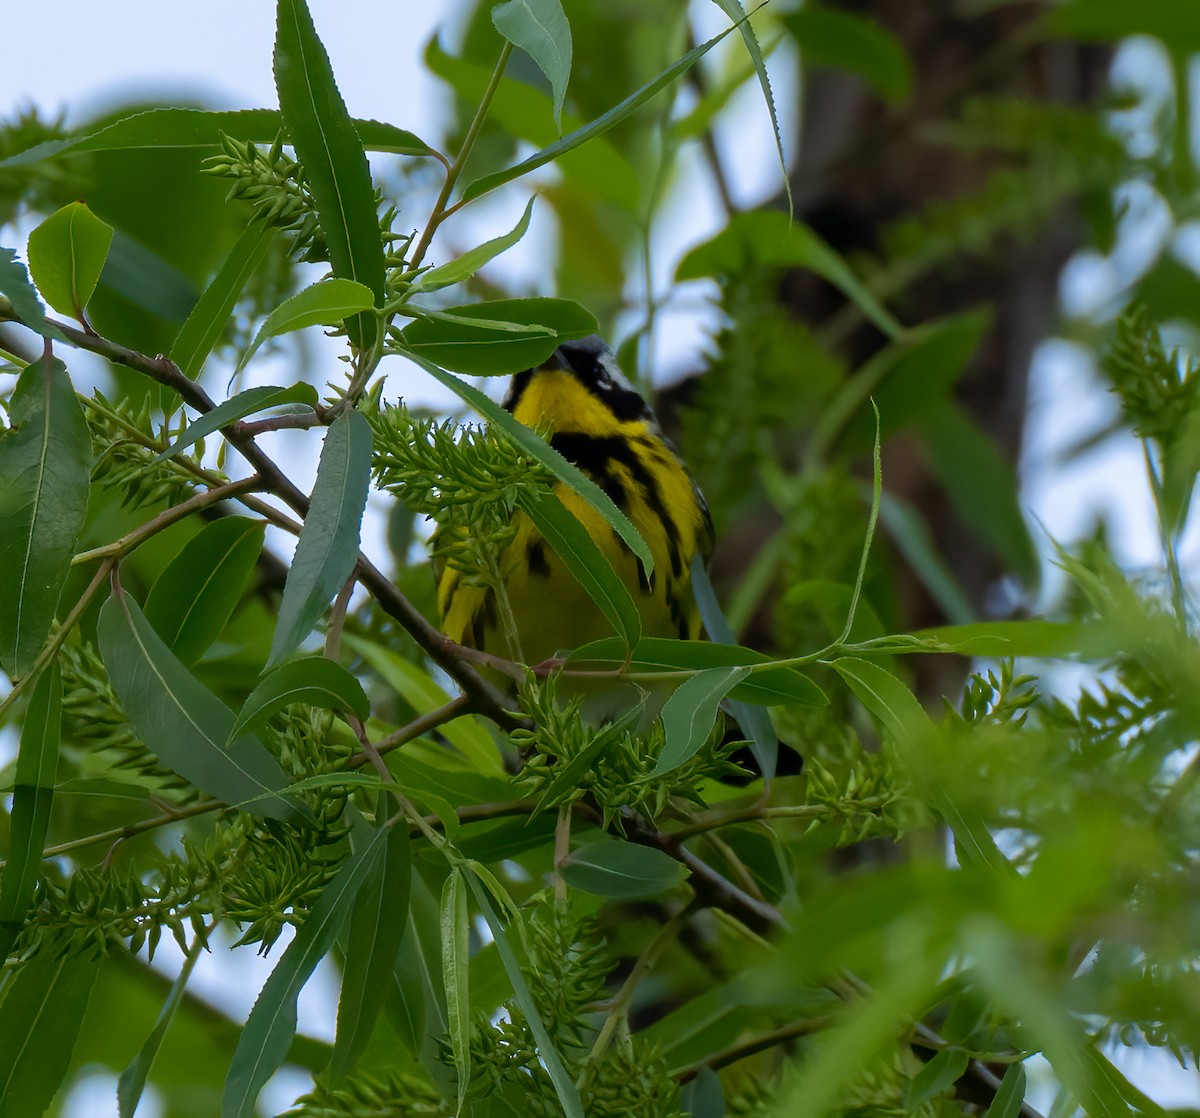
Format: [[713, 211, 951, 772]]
[[674, 1016, 837, 1083], [36, 312, 521, 728]]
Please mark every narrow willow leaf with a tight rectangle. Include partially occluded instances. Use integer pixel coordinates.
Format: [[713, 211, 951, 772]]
[[0, 354, 91, 680], [1043, 1, 1200, 51], [274, 0, 385, 349], [268, 409, 372, 666], [568, 636, 826, 707], [561, 839, 688, 898], [709, 0, 789, 210], [235, 277, 375, 376], [424, 39, 639, 209], [442, 869, 472, 1111], [389, 871, 448, 1062], [406, 352, 653, 577], [680, 1065, 726, 1118], [143, 517, 266, 666], [785, 7, 912, 101], [229, 655, 370, 742], [0, 248, 67, 341], [676, 210, 901, 339], [904, 1049, 970, 1109], [518, 488, 641, 649], [918, 402, 1040, 588], [831, 657, 1011, 875], [0, 664, 60, 960], [397, 296, 596, 375], [464, 871, 584, 1118], [0, 108, 434, 169], [222, 823, 391, 1118], [460, 20, 739, 203], [26, 201, 114, 319], [98, 592, 300, 821], [333, 821, 412, 1080], [156, 382, 318, 461], [983, 1064, 1027, 1118], [878, 491, 976, 626], [654, 666, 750, 776], [913, 619, 1122, 660], [492, 0, 572, 130], [691, 556, 777, 781], [117, 930, 207, 1118], [0, 953, 101, 1118], [410, 198, 535, 294], [171, 223, 275, 378]]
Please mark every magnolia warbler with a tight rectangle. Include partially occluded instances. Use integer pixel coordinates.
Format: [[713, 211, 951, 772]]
[[437, 336, 713, 669]]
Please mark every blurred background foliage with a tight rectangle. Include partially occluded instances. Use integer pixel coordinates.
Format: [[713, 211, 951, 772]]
[[2, 1, 1200, 1116]]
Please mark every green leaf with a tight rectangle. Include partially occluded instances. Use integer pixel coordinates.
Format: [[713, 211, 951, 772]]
[[0, 664, 60, 960], [0, 953, 101, 1118], [268, 409, 372, 666], [98, 591, 300, 821], [984, 1064, 1027, 1118], [710, 0, 789, 209], [865, 311, 989, 437], [236, 277, 376, 376], [0, 354, 91, 680], [0, 248, 68, 341], [681, 1065, 726, 1118], [653, 666, 750, 776], [464, 871, 584, 1118], [222, 823, 391, 1118], [517, 488, 642, 649], [918, 402, 1040, 587], [171, 223, 276, 378], [0, 108, 434, 168], [676, 211, 902, 339], [831, 657, 1010, 875], [690, 556, 777, 780], [441, 868, 472, 1110], [569, 636, 827, 707], [389, 871, 447, 1062], [229, 655, 370, 741], [156, 382, 319, 461], [561, 839, 688, 898], [914, 619, 1123, 660], [410, 198, 536, 294], [492, 0, 573, 131], [460, 21, 739, 203], [905, 1049, 969, 1109], [397, 296, 597, 375], [1043, 0, 1200, 51], [274, 0, 386, 349], [332, 820, 412, 1080], [425, 39, 638, 210], [785, 7, 912, 100], [143, 517, 266, 667], [406, 352, 654, 578], [118, 930, 207, 1118], [25, 202, 115, 319], [878, 491, 976, 626]]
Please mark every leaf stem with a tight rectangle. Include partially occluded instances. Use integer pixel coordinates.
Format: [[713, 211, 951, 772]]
[[407, 40, 514, 275]]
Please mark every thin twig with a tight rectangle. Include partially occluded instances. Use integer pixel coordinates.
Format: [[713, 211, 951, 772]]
[[674, 1016, 837, 1083], [407, 40, 514, 274], [72, 475, 261, 565]]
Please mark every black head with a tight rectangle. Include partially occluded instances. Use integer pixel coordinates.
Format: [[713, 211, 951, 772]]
[[503, 334, 652, 422]]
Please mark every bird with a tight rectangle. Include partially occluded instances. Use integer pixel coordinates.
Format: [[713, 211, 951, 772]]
[[436, 335, 713, 673]]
